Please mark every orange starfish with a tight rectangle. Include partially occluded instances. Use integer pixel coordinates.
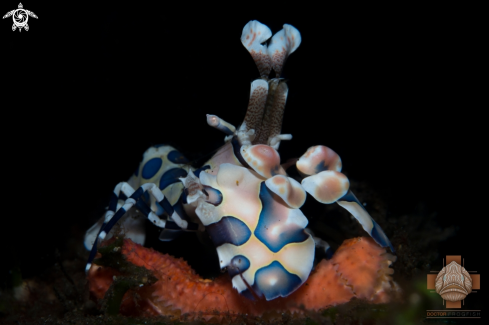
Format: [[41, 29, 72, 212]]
[[88, 237, 398, 321]]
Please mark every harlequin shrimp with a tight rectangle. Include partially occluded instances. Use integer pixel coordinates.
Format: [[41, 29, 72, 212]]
[[84, 20, 394, 302]]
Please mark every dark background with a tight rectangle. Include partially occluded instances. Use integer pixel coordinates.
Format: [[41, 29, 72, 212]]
[[1, 1, 481, 315]]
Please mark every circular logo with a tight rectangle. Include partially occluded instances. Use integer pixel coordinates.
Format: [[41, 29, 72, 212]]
[[13, 9, 28, 28]]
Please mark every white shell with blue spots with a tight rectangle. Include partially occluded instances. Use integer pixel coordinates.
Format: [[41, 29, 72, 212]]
[[199, 163, 314, 300], [129, 145, 191, 215], [84, 145, 191, 249]]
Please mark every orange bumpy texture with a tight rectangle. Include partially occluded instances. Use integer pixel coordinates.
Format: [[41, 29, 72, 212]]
[[88, 237, 398, 320]]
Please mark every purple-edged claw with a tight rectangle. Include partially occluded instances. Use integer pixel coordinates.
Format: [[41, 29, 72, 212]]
[[268, 24, 301, 77], [301, 170, 349, 204], [241, 21, 272, 79], [265, 175, 306, 209], [297, 145, 342, 176], [242, 144, 285, 179], [336, 190, 395, 252]]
